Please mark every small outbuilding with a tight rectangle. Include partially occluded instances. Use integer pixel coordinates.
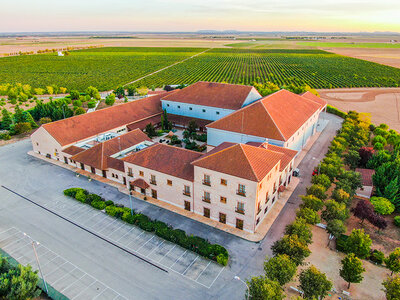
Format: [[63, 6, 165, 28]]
[[355, 168, 375, 199]]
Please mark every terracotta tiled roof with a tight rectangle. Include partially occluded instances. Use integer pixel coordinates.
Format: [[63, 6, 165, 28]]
[[71, 129, 151, 170], [42, 92, 174, 147], [126, 115, 162, 132], [207, 89, 322, 141], [130, 178, 150, 189], [122, 143, 203, 181], [355, 168, 375, 186], [261, 144, 297, 171], [167, 114, 212, 129], [107, 157, 124, 172], [62, 145, 85, 155], [301, 91, 327, 109], [192, 144, 283, 182], [161, 81, 260, 110]]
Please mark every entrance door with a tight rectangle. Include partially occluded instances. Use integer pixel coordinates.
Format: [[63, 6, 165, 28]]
[[236, 218, 244, 230], [219, 213, 226, 224], [151, 189, 157, 199], [102, 170, 107, 178], [80, 163, 84, 170], [91, 167, 95, 174], [203, 207, 210, 218], [123, 177, 126, 185], [64, 157, 68, 164], [184, 201, 191, 211]]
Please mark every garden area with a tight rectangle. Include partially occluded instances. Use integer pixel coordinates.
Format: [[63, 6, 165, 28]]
[[245, 109, 400, 299]]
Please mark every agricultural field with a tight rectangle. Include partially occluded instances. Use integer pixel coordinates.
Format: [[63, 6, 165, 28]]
[[1, 47, 400, 92], [0, 47, 204, 91], [130, 48, 400, 89], [297, 41, 400, 48]]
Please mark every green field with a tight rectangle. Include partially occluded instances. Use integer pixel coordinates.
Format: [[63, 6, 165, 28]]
[[1, 47, 400, 91], [297, 42, 400, 48], [130, 48, 400, 89], [0, 47, 203, 91]]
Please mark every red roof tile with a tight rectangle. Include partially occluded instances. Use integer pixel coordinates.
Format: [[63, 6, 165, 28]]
[[355, 168, 375, 186], [130, 178, 150, 189], [301, 91, 327, 108], [122, 144, 203, 181], [42, 92, 174, 146], [62, 145, 85, 155], [161, 81, 259, 110], [207, 89, 322, 141], [192, 144, 283, 182]]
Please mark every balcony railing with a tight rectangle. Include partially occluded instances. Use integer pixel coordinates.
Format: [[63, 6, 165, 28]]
[[202, 197, 211, 203], [236, 190, 246, 197], [183, 190, 191, 197], [202, 180, 211, 186], [150, 179, 157, 185], [235, 207, 245, 215]]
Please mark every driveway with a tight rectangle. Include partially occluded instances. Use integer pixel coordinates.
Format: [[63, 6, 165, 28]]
[[0, 113, 341, 299]]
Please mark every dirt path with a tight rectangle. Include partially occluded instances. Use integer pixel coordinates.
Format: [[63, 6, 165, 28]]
[[122, 48, 211, 87]]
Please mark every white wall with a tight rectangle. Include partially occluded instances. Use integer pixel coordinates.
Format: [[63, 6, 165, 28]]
[[242, 87, 262, 107], [31, 127, 63, 160]]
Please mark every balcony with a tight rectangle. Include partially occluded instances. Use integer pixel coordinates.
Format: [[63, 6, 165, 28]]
[[128, 172, 133, 177], [150, 180, 157, 185], [257, 208, 261, 215], [202, 180, 211, 187], [235, 207, 245, 215], [183, 190, 191, 197], [202, 197, 211, 203], [236, 190, 246, 197]]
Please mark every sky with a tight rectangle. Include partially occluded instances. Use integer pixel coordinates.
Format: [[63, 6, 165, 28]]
[[1, 0, 400, 33]]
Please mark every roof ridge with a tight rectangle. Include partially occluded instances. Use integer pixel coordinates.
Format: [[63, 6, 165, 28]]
[[191, 143, 236, 164], [239, 144, 259, 181], [260, 101, 286, 141]]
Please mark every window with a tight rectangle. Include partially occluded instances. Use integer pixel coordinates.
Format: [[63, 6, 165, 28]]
[[167, 104, 170, 107], [264, 206, 268, 214], [236, 202, 245, 214], [184, 201, 191, 211], [203, 174, 211, 186], [189, 107, 193, 110], [151, 189, 157, 199], [167, 179, 172, 186], [203, 191, 211, 203], [220, 179, 227, 186], [91, 167, 95, 174], [216, 111, 220, 115], [139, 171, 144, 177], [202, 109, 206, 112], [150, 175, 156, 185], [236, 218, 244, 230], [265, 192, 269, 204], [256, 217, 260, 225], [237, 184, 246, 196], [36, 142, 39, 146], [177, 105, 180, 108], [183, 185, 191, 196], [116, 174, 118, 179], [257, 202, 261, 214], [204, 207, 210, 218], [128, 168, 133, 177], [219, 213, 226, 224], [220, 196, 227, 204]]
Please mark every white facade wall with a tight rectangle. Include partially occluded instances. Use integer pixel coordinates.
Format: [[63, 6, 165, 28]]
[[123, 162, 194, 210], [31, 127, 63, 160], [242, 88, 262, 107], [284, 111, 320, 151], [161, 100, 235, 121]]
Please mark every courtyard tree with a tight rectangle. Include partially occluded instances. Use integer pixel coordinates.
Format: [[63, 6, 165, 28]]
[[344, 149, 361, 170], [352, 200, 374, 224], [385, 248, 400, 275], [331, 188, 351, 206], [70, 90, 80, 100], [246, 276, 285, 300], [345, 229, 372, 259], [296, 208, 320, 225], [105, 93, 116, 106], [264, 254, 297, 286], [144, 123, 157, 138], [383, 275, 400, 300], [0, 264, 41, 299], [284, 218, 312, 244], [306, 184, 327, 200], [326, 219, 346, 246], [271, 234, 311, 266], [300, 195, 324, 211], [311, 174, 331, 189], [298, 265, 332, 300], [340, 253, 365, 289], [1, 109, 13, 130], [321, 200, 349, 222], [370, 196, 395, 215]]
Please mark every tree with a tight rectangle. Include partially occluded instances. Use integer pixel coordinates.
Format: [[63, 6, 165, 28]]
[[370, 196, 395, 215], [39, 117, 52, 124], [23, 112, 37, 128], [188, 120, 198, 133], [252, 82, 280, 96], [298, 265, 332, 300], [319, 163, 341, 181], [264, 254, 297, 286], [385, 248, 400, 275], [345, 229, 372, 259], [344, 149, 361, 170], [296, 208, 320, 225], [13, 122, 32, 135], [137, 86, 148, 96], [246, 276, 285, 300], [145, 123, 157, 138], [340, 253, 365, 289], [306, 184, 327, 200], [321, 200, 349, 222], [114, 86, 125, 98], [271, 234, 311, 266], [86, 86, 100, 99], [70, 90, 80, 100], [285, 218, 312, 244], [331, 188, 351, 206], [127, 86, 136, 96], [383, 275, 400, 300], [74, 107, 85, 115], [352, 200, 374, 224], [300, 195, 324, 211], [311, 174, 331, 189], [326, 219, 346, 245], [358, 146, 374, 167], [1, 109, 13, 130], [13, 105, 24, 124], [105, 93, 116, 106]]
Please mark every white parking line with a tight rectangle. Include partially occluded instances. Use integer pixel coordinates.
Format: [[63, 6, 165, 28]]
[[2, 235, 27, 250], [38, 254, 61, 268], [105, 223, 125, 237], [135, 236, 154, 252], [115, 228, 135, 242], [97, 218, 120, 234], [51, 266, 77, 285], [0, 227, 16, 236], [45, 261, 68, 277], [60, 273, 86, 293], [158, 244, 176, 262], [71, 278, 97, 300], [75, 210, 102, 224], [170, 250, 187, 269], [208, 266, 225, 289], [9, 240, 32, 255], [195, 261, 211, 281], [124, 231, 144, 247], [182, 256, 198, 275], [0, 231, 19, 243], [146, 240, 164, 257]]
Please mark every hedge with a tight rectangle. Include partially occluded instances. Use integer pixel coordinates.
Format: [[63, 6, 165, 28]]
[[327, 105, 347, 119], [63, 188, 229, 266]]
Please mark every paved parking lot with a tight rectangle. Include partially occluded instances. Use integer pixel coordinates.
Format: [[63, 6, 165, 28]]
[[0, 227, 127, 300], [20, 190, 225, 289]]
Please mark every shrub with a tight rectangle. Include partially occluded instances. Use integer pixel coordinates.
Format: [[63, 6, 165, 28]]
[[311, 174, 331, 189], [87, 101, 96, 108], [105, 200, 114, 206], [296, 208, 321, 225], [370, 250, 385, 265], [75, 190, 87, 203], [13, 122, 31, 134], [86, 193, 103, 205], [216, 254, 228, 266], [63, 188, 87, 198], [39, 117, 52, 124], [91, 200, 106, 210], [74, 107, 85, 115], [345, 229, 372, 259], [394, 216, 400, 227], [306, 184, 327, 200], [300, 195, 324, 211], [332, 188, 351, 206], [327, 105, 347, 118], [370, 197, 395, 215], [336, 234, 349, 253]]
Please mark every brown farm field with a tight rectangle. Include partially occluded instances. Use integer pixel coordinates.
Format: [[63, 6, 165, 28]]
[[319, 88, 400, 131]]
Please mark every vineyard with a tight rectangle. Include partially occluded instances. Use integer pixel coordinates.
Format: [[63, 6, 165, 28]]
[[0, 47, 204, 91], [130, 48, 400, 89], [1, 47, 400, 91]]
